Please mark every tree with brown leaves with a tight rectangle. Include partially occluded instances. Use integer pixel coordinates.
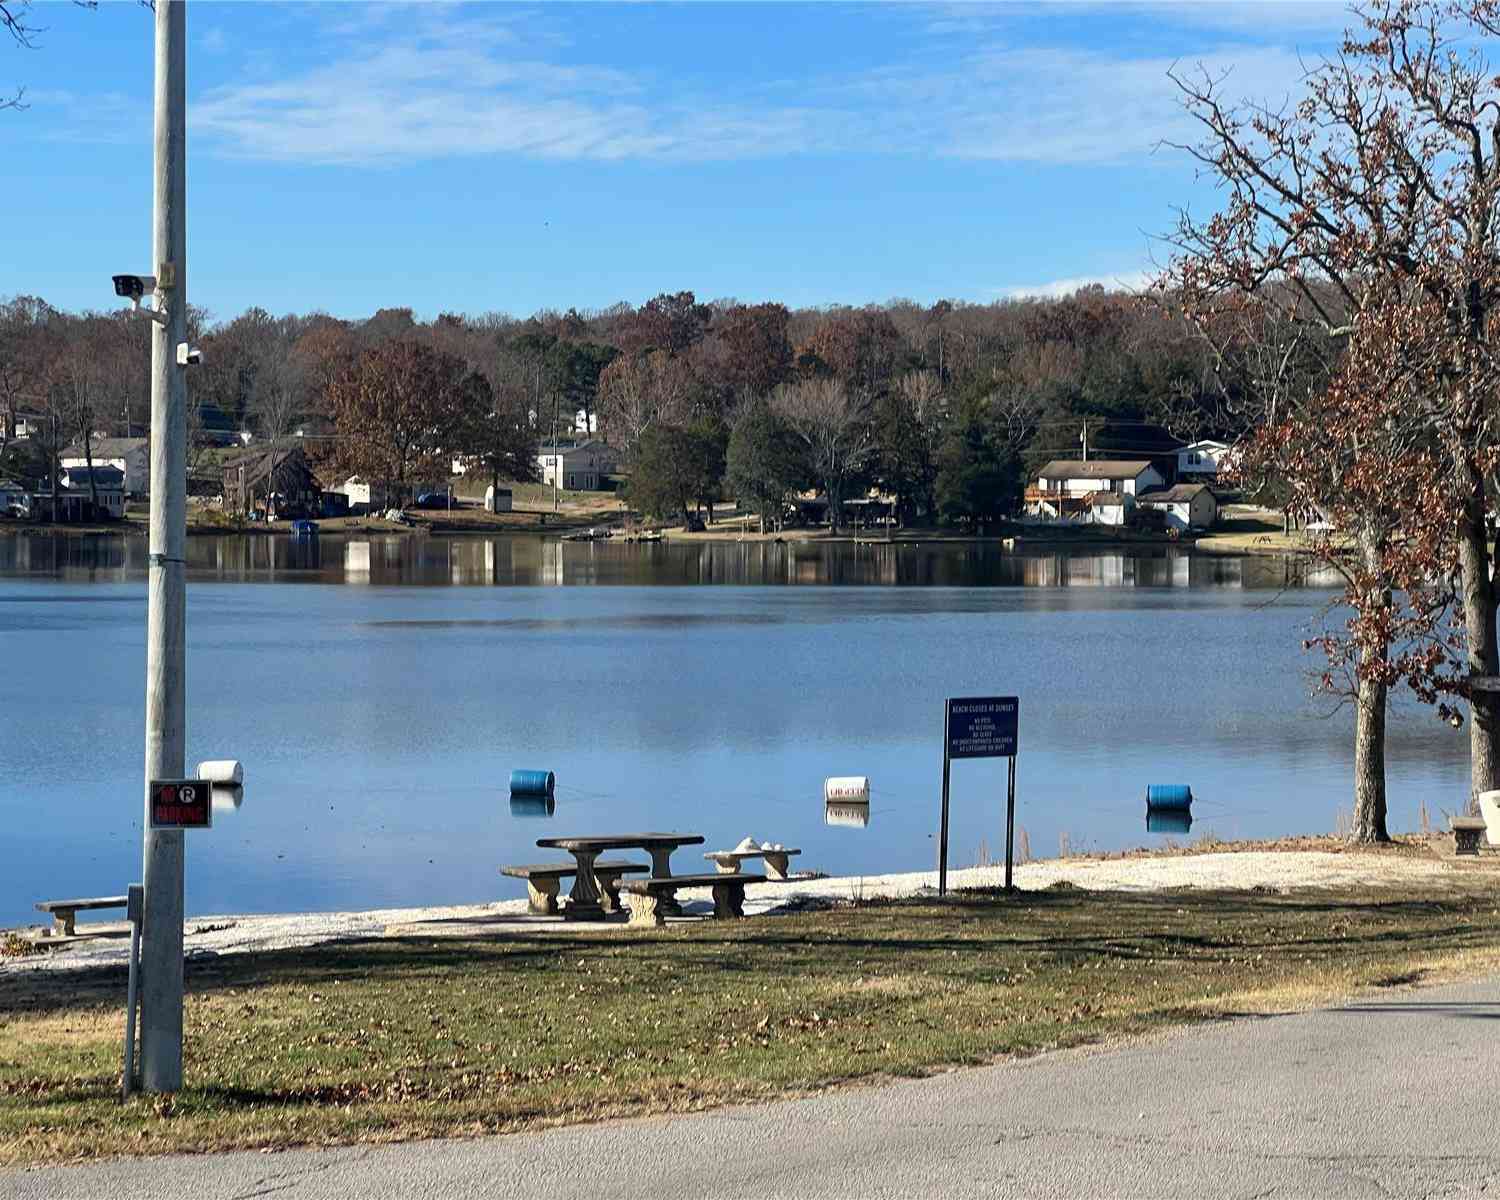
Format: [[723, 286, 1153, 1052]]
[[1168, 0, 1500, 817], [324, 340, 477, 506]]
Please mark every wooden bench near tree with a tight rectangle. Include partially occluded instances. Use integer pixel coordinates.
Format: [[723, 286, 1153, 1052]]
[[623, 872, 765, 928], [34, 896, 128, 937], [500, 861, 648, 915]]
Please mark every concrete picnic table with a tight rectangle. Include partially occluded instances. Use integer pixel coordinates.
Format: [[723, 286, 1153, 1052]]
[[536, 833, 706, 921]]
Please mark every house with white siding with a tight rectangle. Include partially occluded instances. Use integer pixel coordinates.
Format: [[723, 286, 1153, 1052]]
[[1137, 483, 1219, 531], [1034, 459, 1166, 497], [537, 440, 620, 491], [1176, 440, 1232, 481], [60, 437, 149, 497]]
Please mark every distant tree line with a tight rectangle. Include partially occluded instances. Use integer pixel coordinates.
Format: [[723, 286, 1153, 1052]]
[[0, 288, 1241, 521]]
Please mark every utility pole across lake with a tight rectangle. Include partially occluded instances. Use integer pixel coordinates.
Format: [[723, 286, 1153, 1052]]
[[139, 0, 188, 1095]]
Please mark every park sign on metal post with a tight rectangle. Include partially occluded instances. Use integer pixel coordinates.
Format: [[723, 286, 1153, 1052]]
[[149, 779, 211, 830], [939, 696, 1019, 897]]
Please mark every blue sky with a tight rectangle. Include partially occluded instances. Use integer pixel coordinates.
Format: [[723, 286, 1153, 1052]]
[[3, 1, 1347, 322]]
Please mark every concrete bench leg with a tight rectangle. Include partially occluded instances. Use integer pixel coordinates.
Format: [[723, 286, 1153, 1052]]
[[563, 850, 606, 921], [711, 857, 741, 875], [52, 910, 77, 937], [596, 871, 626, 915], [646, 847, 684, 916], [763, 852, 790, 881], [628, 892, 666, 928], [525, 879, 561, 916], [711, 882, 746, 919]]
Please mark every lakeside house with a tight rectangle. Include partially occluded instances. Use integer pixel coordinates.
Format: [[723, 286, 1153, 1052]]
[[537, 440, 619, 491], [1175, 439, 1232, 482], [1034, 459, 1166, 497], [27, 464, 126, 521], [1137, 483, 1219, 532], [222, 447, 322, 519], [1025, 459, 1167, 524], [60, 437, 149, 497], [330, 475, 392, 515], [0, 479, 30, 517]]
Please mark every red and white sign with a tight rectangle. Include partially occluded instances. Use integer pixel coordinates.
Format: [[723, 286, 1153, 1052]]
[[149, 779, 212, 830]]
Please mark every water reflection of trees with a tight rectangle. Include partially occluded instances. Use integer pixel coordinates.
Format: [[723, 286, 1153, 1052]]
[[0, 533, 1340, 591]]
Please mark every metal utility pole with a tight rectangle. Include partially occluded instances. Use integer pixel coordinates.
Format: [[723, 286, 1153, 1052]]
[[140, 0, 187, 1095]]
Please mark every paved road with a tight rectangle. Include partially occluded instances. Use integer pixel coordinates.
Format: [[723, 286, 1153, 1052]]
[[7, 975, 1500, 1200]]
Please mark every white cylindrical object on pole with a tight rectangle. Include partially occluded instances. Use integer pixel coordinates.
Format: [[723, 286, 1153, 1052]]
[[196, 759, 243, 785], [824, 776, 870, 803]]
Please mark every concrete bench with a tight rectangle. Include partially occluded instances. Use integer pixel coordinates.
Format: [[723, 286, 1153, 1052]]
[[623, 872, 765, 927], [34, 895, 128, 937], [1452, 816, 1489, 857], [501, 861, 648, 915], [704, 847, 801, 880]]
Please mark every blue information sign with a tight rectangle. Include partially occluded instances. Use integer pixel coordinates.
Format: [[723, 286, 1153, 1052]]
[[945, 696, 1019, 759]]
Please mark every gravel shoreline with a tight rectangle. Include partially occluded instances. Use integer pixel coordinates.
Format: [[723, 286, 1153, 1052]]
[[3, 846, 1464, 977]]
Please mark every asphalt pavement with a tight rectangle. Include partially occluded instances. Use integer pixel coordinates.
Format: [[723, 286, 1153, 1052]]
[[6, 973, 1500, 1199]]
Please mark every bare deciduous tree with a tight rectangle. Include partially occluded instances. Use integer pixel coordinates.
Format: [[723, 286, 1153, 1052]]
[[770, 377, 875, 532]]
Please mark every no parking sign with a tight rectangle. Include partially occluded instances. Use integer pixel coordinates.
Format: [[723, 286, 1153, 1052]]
[[149, 779, 212, 829]]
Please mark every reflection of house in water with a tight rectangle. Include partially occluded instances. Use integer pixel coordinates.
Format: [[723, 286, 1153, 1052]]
[[345, 540, 371, 583], [542, 539, 564, 586], [1018, 550, 1251, 588]]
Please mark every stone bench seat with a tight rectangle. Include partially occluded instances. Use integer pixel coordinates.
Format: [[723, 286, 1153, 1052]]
[[1452, 816, 1490, 857], [35, 895, 129, 937], [501, 861, 649, 915], [704, 847, 802, 880], [623, 872, 766, 927]]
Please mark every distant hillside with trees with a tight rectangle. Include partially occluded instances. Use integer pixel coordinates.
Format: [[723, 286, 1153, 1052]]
[[0, 286, 1242, 520]]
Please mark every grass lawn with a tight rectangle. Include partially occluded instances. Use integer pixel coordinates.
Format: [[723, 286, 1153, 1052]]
[[5, 882, 1500, 1165]]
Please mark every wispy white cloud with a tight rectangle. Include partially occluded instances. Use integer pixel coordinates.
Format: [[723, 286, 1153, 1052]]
[[997, 269, 1158, 299], [918, 1, 1347, 40], [186, 4, 1329, 167]]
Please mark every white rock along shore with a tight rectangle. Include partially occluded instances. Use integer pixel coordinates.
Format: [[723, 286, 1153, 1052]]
[[3, 849, 1459, 976]]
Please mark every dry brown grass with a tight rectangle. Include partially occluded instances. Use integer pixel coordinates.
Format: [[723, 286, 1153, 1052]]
[[5, 879, 1500, 1165]]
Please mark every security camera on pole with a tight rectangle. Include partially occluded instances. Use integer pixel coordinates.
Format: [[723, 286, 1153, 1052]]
[[137, 0, 188, 1095]]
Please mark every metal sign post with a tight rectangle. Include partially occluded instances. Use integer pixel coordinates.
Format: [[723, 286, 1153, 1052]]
[[938, 696, 1019, 896]]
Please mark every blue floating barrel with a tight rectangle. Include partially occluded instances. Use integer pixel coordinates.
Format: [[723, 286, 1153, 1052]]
[[509, 769, 556, 797], [1145, 784, 1193, 812], [509, 795, 556, 819]]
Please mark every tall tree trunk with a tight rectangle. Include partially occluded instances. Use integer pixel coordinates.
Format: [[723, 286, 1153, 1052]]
[[1350, 526, 1391, 844], [1456, 455, 1500, 812], [1351, 668, 1389, 843]]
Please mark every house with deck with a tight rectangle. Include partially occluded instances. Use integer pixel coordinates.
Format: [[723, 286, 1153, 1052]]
[[1024, 459, 1166, 524]]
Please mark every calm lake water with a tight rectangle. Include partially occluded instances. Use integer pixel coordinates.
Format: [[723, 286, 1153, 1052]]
[[0, 532, 1467, 925]]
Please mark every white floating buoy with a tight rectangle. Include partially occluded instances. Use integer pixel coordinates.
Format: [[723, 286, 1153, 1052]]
[[196, 760, 243, 785], [197, 760, 245, 812], [824, 776, 870, 803]]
